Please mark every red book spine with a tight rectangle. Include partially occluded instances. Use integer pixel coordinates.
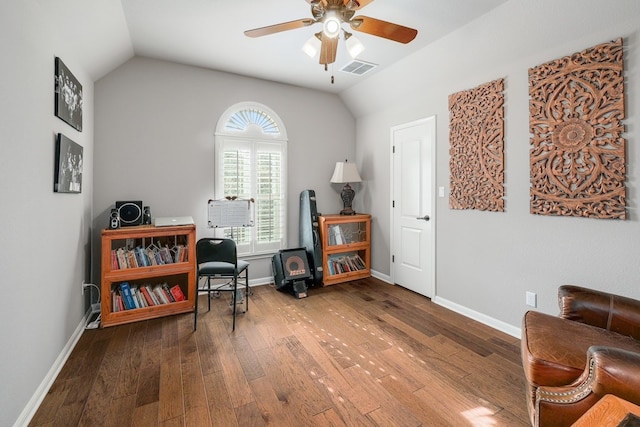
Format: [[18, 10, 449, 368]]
[[140, 286, 156, 306], [170, 285, 186, 302]]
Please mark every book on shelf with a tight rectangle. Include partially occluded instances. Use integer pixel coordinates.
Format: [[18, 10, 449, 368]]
[[170, 284, 186, 302], [330, 225, 345, 245], [327, 253, 366, 276], [111, 281, 186, 311], [153, 284, 170, 304], [110, 244, 189, 270], [140, 286, 155, 306], [119, 282, 137, 310]]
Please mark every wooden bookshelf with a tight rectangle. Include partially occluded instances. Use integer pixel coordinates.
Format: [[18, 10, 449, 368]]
[[318, 214, 371, 286], [100, 224, 196, 327]]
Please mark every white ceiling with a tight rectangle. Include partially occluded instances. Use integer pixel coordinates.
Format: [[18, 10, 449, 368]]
[[43, 0, 508, 93]]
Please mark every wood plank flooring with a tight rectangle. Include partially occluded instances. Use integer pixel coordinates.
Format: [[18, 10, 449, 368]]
[[29, 277, 529, 426]]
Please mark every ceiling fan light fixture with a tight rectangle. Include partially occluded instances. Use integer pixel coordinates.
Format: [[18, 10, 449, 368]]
[[302, 34, 321, 58], [344, 31, 365, 58], [323, 11, 341, 38]]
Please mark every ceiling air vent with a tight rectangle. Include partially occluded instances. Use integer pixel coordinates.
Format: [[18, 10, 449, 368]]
[[340, 60, 377, 76]]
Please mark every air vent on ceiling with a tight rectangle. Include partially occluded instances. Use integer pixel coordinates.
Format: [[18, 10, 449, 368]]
[[340, 60, 378, 76]]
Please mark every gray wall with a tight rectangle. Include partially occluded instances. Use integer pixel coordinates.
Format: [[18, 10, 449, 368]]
[[94, 57, 355, 282], [341, 0, 640, 332], [7, 0, 640, 425], [0, 3, 94, 426]]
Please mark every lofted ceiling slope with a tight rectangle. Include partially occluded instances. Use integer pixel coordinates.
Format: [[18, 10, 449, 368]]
[[43, 0, 507, 93]]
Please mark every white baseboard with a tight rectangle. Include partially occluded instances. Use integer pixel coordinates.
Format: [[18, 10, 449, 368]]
[[371, 269, 391, 284], [13, 310, 90, 427], [249, 277, 273, 287], [433, 296, 521, 339], [369, 273, 519, 338], [359, 272, 520, 338]]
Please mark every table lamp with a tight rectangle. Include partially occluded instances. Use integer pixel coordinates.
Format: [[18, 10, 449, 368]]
[[330, 160, 362, 215]]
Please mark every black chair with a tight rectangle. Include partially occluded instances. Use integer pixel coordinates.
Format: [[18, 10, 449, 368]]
[[195, 238, 249, 331]]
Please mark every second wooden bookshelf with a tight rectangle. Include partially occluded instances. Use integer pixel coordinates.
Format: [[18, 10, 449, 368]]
[[318, 214, 371, 286]]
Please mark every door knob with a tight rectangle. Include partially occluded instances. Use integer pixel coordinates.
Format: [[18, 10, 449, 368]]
[[417, 215, 430, 221]]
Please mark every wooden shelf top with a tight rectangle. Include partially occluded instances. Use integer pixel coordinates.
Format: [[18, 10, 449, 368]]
[[102, 224, 195, 236]]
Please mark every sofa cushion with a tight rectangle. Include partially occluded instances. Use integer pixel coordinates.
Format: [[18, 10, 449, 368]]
[[522, 310, 640, 387]]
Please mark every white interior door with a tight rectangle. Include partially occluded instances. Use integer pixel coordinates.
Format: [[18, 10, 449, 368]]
[[391, 117, 436, 298]]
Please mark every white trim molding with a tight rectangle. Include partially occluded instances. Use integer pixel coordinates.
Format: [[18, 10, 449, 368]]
[[433, 296, 521, 338], [13, 311, 91, 427]]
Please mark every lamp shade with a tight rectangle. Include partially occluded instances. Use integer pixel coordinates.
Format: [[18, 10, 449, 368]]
[[302, 34, 321, 58], [345, 33, 365, 58], [330, 161, 362, 184]]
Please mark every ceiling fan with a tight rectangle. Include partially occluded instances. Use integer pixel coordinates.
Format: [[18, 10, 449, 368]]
[[244, 0, 418, 67]]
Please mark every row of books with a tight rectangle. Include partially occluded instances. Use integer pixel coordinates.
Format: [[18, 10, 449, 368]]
[[327, 253, 366, 275], [112, 281, 186, 312], [110, 244, 188, 270]]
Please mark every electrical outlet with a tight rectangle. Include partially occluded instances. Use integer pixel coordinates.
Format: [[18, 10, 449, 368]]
[[438, 186, 445, 198], [526, 291, 537, 307]]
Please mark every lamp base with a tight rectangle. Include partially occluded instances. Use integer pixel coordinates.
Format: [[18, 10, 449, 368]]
[[339, 207, 356, 216], [340, 183, 356, 215]]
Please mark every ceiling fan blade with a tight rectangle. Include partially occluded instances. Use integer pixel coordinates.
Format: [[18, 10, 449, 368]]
[[350, 15, 417, 44], [343, 0, 373, 10], [319, 33, 338, 65], [244, 19, 315, 38]]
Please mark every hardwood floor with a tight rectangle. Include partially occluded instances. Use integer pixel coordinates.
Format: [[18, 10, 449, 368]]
[[30, 277, 529, 426]]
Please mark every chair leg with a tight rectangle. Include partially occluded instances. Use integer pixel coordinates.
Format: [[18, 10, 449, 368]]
[[245, 268, 249, 313], [231, 275, 237, 331], [194, 275, 199, 331], [207, 276, 212, 312]]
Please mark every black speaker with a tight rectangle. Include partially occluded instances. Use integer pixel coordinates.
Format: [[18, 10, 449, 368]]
[[108, 208, 120, 230], [272, 248, 313, 298], [143, 206, 151, 225], [299, 190, 323, 285], [116, 201, 143, 226]]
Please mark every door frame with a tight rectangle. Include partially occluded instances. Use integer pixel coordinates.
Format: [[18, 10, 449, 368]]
[[389, 116, 437, 298]]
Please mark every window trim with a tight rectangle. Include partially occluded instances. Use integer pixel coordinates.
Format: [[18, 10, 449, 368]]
[[214, 102, 288, 257]]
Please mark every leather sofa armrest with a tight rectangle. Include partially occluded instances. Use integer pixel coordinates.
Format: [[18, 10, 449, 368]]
[[588, 346, 640, 400], [536, 346, 640, 426], [558, 285, 640, 339]]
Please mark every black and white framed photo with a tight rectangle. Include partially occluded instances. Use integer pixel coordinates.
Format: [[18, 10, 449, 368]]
[[54, 133, 83, 193], [54, 57, 83, 132]]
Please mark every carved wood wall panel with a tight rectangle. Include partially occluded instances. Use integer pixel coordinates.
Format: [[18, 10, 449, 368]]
[[529, 38, 626, 219], [449, 78, 505, 212]]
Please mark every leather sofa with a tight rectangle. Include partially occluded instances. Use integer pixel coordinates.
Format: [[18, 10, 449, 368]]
[[521, 285, 640, 426]]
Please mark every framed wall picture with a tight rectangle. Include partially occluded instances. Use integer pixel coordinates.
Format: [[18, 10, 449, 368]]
[[54, 133, 83, 193], [54, 57, 83, 131]]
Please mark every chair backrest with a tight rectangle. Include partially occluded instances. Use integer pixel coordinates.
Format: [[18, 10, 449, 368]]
[[196, 238, 237, 266]]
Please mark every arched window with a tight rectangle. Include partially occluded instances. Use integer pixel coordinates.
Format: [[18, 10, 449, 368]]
[[215, 102, 287, 256]]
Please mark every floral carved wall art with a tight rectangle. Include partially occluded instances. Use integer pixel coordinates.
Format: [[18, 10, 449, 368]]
[[449, 78, 505, 212], [529, 38, 626, 219]]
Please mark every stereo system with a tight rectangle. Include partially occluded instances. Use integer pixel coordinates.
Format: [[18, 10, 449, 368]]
[[115, 200, 143, 227], [272, 248, 313, 299], [299, 190, 323, 286]]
